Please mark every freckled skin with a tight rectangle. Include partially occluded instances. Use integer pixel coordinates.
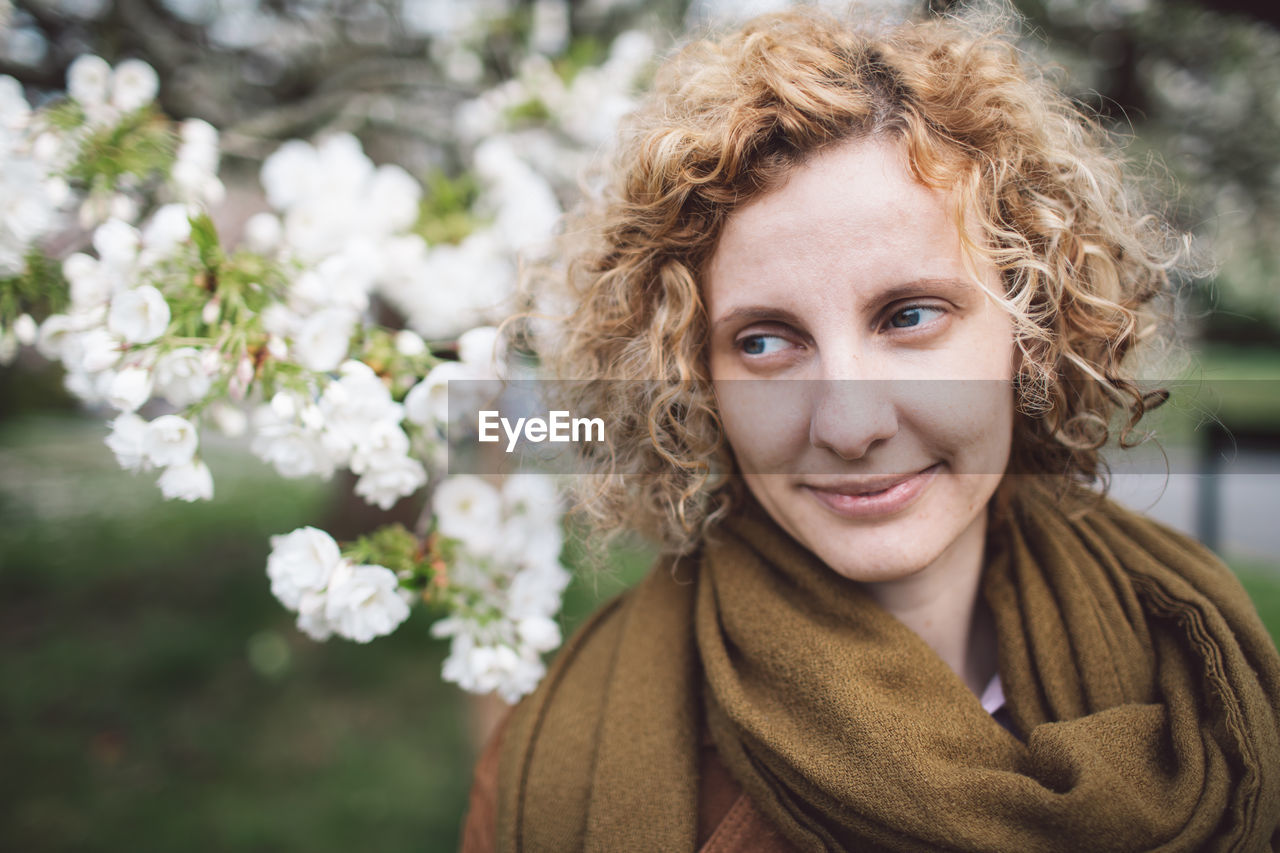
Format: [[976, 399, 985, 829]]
[[705, 137, 1016, 595]]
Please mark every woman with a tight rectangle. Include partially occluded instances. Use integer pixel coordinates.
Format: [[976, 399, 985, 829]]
[[463, 8, 1280, 851]]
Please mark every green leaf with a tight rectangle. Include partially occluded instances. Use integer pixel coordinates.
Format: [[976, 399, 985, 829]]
[[41, 98, 86, 132], [416, 170, 484, 245], [343, 524, 424, 578], [189, 213, 222, 271], [0, 247, 70, 324], [65, 107, 177, 193]]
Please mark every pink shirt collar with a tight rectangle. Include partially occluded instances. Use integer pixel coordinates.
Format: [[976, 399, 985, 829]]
[[980, 672, 1006, 716]]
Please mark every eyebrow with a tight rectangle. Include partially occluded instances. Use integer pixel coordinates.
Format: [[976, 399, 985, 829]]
[[710, 306, 808, 333], [710, 277, 978, 332]]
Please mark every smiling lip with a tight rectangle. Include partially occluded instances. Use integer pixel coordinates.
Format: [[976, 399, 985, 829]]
[[803, 464, 941, 519]]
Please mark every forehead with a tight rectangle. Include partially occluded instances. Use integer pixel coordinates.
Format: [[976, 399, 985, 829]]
[[705, 137, 975, 311]]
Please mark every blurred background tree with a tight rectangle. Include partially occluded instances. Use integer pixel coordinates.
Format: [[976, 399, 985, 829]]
[[3, 0, 1279, 334], [1, 0, 1277, 850]]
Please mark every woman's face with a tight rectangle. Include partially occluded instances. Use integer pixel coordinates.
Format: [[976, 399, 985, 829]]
[[705, 137, 1016, 584]]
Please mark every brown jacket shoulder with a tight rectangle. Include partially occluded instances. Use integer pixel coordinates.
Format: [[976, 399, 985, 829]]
[[459, 708, 794, 853]]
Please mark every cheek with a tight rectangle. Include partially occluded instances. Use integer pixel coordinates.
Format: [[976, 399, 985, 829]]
[[924, 303, 1017, 469], [714, 379, 812, 473], [894, 378, 1015, 474]]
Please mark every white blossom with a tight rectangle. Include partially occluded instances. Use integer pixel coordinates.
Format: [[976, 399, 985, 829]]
[[179, 117, 219, 161], [405, 360, 476, 427], [157, 459, 213, 501], [296, 590, 333, 641], [12, 313, 36, 346], [502, 474, 561, 527], [64, 368, 105, 403], [350, 420, 412, 474], [92, 218, 141, 269], [506, 560, 571, 621], [406, 233, 515, 338], [266, 336, 288, 360], [251, 394, 336, 479], [141, 203, 191, 255], [474, 137, 561, 253], [0, 144, 65, 274], [171, 119, 222, 205], [244, 212, 282, 253], [65, 326, 122, 373], [402, 376, 436, 428], [64, 254, 112, 311], [260, 303, 300, 338], [108, 193, 139, 225], [517, 615, 562, 654], [107, 285, 170, 343], [394, 329, 426, 357], [511, 522, 565, 568], [324, 563, 411, 642], [441, 638, 545, 703], [308, 241, 381, 312], [353, 454, 427, 510], [366, 164, 422, 233], [105, 412, 150, 471], [200, 299, 220, 325], [67, 54, 111, 108], [77, 190, 113, 230], [109, 58, 159, 113], [144, 414, 198, 467], [107, 364, 153, 411], [457, 325, 505, 373], [316, 134, 375, 200], [154, 347, 211, 407], [0, 74, 29, 127], [317, 361, 402, 455], [260, 139, 318, 211], [267, 526, 342, 610], [433, 475, 502, 553], [293, 307, 355, 373]]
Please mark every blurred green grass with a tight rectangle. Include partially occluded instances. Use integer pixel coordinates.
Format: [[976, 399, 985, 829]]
[[1, 411, 1276, 852], [0, 416, 460, 852], [0, 412, 650, 853]]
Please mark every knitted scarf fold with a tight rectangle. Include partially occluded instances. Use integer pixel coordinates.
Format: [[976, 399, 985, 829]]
[[496, 484, 1280, 852]]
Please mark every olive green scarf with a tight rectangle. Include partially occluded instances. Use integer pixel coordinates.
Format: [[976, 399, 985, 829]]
[[495, 484, 1280, 851]]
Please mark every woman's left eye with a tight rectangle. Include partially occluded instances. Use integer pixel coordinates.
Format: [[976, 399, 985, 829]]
[[887, 305, 945, 329]]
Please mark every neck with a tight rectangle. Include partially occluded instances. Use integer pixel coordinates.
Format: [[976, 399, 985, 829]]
[[860, 511, 998, 698]]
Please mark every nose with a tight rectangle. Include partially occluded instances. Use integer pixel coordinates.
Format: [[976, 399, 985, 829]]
[[808, 376, 899, 461]]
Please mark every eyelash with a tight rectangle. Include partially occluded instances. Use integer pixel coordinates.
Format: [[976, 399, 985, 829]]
[[886, 304, 946, 330], [734, 303, 947, 357]]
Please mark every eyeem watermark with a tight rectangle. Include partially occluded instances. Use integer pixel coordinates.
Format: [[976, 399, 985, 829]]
[[478, 410, 605, 453], [445, 377, 1279, 476]]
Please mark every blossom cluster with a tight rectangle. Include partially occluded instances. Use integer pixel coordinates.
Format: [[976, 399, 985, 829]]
[[267, 526, 412, 643], [262, 473, 570, 703], [0, 76, 70, 278], [1, 26, 659, 700], [429, 475, 571, 703], [251, 359, 428, 510]]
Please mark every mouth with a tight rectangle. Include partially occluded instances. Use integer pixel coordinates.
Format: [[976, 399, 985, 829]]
[[802, 463, 941, 518]]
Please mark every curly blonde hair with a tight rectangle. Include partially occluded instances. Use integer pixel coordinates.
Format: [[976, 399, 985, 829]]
[[530, 7, 1185, 553]]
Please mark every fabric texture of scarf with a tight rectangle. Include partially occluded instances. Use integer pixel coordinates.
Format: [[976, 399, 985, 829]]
[[495, 483, 1280, 852]]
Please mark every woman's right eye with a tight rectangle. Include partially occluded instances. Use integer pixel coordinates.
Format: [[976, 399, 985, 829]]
[[739, 334, 790, 356]]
